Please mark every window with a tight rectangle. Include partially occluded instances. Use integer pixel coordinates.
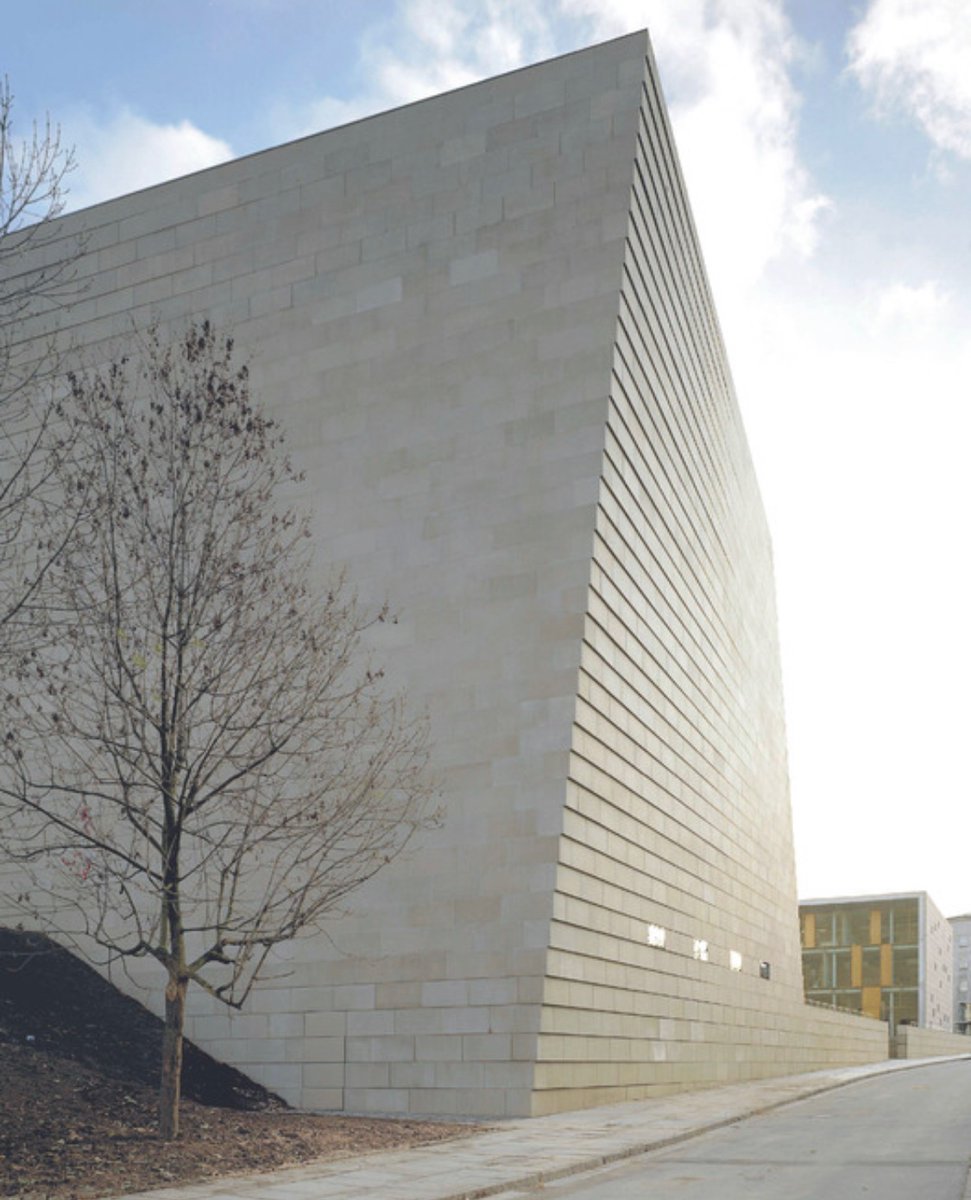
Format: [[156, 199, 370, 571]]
[[845, 908, 870, 946], [759, 961, 771, 980], [894, 945, 919, 988], [890, 902, 918, 945], [648, 924, 666, 949], [693, 939, 709, 962], [862, 947, 881, 987], [802, 953, 825, 989], [729, 950, 742, 972], [814, 911, 836, 946]]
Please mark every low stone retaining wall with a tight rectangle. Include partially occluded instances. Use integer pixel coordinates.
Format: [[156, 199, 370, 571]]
[[891, 1025, 971, 1059]]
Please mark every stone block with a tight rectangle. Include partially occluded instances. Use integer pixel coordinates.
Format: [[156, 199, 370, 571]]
[[303, 1062, 345, 1089], [332, 984, 376, 1011], [303, 1088, 343, 1110], [462, 1034, 512, 1062], [268, 1013, 305, 1039], [344, 1088, 409, 1113], [291, 1037, 344, 1063], [346, 1035, 415, 1064], [420, 980, 469, 1008]]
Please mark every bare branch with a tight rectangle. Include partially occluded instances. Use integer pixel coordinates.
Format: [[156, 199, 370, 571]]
[[1, 76, 85, 659], [0, 321, 437, 1139]]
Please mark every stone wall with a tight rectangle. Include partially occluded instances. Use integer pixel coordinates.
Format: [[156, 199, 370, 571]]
[[1, 31, 889, 1117], [892, 1025, 971, 1059]]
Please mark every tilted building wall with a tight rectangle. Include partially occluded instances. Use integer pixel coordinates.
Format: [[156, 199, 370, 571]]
[[532, 44, 884, 1113], [1, 32, 887, 1117]]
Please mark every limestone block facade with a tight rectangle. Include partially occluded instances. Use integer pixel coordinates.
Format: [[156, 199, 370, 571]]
[[1, 32, 888, 1116]]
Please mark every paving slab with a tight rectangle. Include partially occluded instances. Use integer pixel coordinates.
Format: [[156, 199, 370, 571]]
[[116, 1057, 969, 1200]]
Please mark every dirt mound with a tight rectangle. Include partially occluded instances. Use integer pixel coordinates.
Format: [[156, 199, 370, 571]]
[[0, 927, 281, 1110], [0, 927, 471, 1198]]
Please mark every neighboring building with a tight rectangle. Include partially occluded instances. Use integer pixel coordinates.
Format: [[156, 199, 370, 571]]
[[1, 32, 889, 1116], [949, 914, 971, 1033], [800, 893, 952, 1031]]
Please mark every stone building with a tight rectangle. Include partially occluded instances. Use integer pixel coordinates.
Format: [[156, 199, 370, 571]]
[[1, 31, 888, 1116], [948, 913, 971, 1033]]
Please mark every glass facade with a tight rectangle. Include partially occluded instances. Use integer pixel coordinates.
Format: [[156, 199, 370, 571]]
[[799, 897, 921, 1030]]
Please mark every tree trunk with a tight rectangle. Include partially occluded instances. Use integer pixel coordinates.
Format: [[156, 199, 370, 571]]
[[159, 974, 187, 1140]]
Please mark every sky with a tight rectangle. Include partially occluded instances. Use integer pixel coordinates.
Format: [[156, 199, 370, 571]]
[[5, 0, 971, 916]]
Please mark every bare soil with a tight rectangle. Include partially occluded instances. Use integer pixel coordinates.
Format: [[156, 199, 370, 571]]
[[0, 929, 474, 1199]]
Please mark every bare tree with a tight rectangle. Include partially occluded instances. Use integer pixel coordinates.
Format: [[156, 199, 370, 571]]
[[0, 76, 81, 651], [0, 75, 77, 341], [0, 322, 434, 1139]]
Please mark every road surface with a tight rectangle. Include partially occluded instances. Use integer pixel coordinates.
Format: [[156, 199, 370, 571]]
[[527, 1059, 971, 1199]]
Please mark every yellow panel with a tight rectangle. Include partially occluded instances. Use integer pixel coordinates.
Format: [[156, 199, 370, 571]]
[[870, 909, 882, 945], [881, 943, 893, 986], [851, 945, 863, 988], [862, 986, 881, 1019], [803, 913, 816, 949]]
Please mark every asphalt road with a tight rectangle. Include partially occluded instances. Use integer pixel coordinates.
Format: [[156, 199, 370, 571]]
[[528, 1060, 971, 1200]]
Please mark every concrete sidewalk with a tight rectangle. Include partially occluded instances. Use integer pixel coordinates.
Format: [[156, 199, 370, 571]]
[[119, 1057, 969, 1200]]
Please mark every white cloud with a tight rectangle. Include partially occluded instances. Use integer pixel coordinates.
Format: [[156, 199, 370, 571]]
[[640, 3, 831, 310], [274, 0, 560, 141], [64, 109, 234, 212], [870, 278, 952, 329], [848, 0, 971, 159]]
